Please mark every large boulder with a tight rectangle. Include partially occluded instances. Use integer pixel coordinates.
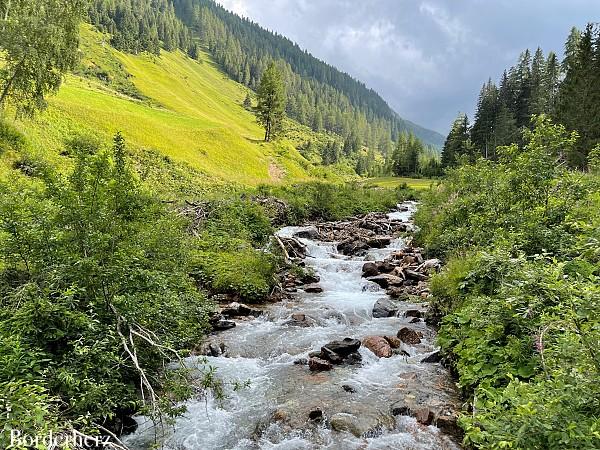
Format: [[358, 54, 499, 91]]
[[366, 274, 404, 289], [421, 351, 442, 363], [397, 327, 423, 345], [362, 336, 392, 358], [372, 298, 399, 318], [377, 261, 396, 273]]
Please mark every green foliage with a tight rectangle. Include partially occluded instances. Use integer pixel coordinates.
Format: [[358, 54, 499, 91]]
[[0, 118, 27, 154], [193, 248, 277, 303], [87, 0, 190, 54], [258, 181, 409, 223], [0, 133, 212, 437], [186, 197, 277, 303], [0, 0, 85, 116], [417, 116, 600, 448]]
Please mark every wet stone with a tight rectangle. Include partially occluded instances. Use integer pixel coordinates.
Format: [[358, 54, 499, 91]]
[[397, 327, 423, 345], [309, 357, 332, 371]]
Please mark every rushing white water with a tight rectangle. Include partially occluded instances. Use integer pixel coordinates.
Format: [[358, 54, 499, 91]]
[[124, 202, 460, 450]]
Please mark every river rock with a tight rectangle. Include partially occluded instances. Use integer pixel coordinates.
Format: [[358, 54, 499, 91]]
[[303, 283, 323, 293], [362, 336, 392, 358], [367, 236, 392, 248], [210, 314, 236, 331], [308, 408, 323, 421], [372, 298, 398, 318], [294, 227, 320, 240], [405, 269, 428, 282], [322, 338, 361, 357], [338, 238, 370, 256], [421, 351, 442, 363], [343, 352, 363, 365], [409, 317, 421, 324], [221, 302, 261, 317], [414, 407, 435, 425], [272, 409, 289, 422], [320, 346, 343, 364], [377, 261, 396, 273], [329, 413, 363, 438], [342, 384, 356, 393], [384, 335, 401, 348], [299, 272, 320, 284], [309, 357, 332, 371], [293, 358, 308, 365], [386, 287, 409, 300], [397, 327, 423, 345], [435, 413, 461, 437], [367, 274, 404, 289], [420, 258, 442, 273], [362, 262, 379, 277], [404, 309, 423, 319]]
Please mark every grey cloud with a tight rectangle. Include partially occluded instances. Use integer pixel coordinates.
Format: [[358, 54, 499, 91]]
[[218, 0, 599, 134]]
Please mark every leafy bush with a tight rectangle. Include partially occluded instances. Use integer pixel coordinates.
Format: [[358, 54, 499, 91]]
[[193, 248, 277, 303], [0, 134, 212, 438], [257, 181, 410, 222], [0, 119, 27, 154], [416, 117, 600, 449]]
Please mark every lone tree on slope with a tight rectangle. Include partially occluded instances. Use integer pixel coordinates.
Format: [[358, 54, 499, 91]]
[[255, 62, 286, 142]]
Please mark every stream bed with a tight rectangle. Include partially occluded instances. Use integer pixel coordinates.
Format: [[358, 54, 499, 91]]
[[124, 202, 460, 450]]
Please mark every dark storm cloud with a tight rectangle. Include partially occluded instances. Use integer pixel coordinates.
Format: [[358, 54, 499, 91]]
[[218, 0, 599, 134]]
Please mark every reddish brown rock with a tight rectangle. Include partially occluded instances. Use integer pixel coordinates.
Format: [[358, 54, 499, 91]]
[[383, 335, 402, 348], [397, 327, 423, 345], [414, 407, 434, 425], [362, 336, 392, 358]]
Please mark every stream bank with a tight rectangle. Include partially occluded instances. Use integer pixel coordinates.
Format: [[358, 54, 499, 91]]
[[124, 202, 461, 449]]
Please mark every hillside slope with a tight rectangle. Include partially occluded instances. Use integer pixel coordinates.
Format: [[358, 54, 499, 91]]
[[14, 26, 324, 185]]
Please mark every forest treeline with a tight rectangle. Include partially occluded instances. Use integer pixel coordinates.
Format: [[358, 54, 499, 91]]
[[86, 0, 442, 177], [442, 23, 600, 170]]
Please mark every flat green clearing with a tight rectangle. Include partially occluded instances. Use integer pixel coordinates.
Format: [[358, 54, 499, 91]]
[[364, 177, 437, 190]]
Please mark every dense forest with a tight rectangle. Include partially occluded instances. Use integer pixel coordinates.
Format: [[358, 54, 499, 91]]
[[442, 24, 600, 170]]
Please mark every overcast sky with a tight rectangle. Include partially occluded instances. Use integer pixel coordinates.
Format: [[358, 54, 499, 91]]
[[217, 0, 598, 134]]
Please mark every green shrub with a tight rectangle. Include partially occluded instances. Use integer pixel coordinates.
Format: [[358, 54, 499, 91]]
[[193, 248, 277, 303], [0, 120, 27, 154], [0, 133, 212, 434], [417, 117, 600, 448]]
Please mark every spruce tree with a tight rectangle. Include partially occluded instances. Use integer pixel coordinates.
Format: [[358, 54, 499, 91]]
[[255, 62, 286, 142], [442, 114, 471, 168]]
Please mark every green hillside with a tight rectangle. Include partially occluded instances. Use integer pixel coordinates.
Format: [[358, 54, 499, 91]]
[[11, 25, 324, 185]]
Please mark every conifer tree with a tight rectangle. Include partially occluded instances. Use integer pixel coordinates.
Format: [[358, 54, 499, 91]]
[[255, 62, 286, 142], [441, 114, 471, 168]]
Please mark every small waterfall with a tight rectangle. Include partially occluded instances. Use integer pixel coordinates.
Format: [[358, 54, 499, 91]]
[[124, 202, 460, 450]]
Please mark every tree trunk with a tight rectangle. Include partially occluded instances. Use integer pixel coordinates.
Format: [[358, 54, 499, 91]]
[[3, 0, 10, 21], [0, 61, 23, 108]]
